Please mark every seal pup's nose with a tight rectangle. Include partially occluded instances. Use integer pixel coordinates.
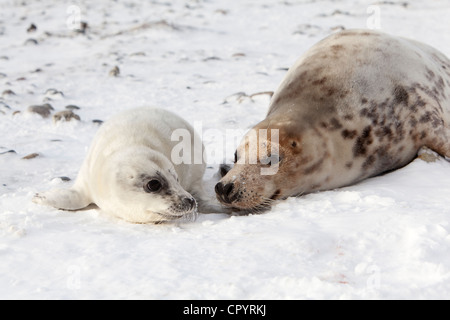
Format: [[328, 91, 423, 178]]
[[182, 197, 196, 211]]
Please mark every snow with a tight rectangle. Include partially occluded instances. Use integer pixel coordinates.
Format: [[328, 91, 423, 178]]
[[1, 0, 450, 299]]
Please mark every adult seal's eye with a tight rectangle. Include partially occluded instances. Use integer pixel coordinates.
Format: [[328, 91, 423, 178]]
[[144, 179, 162, 193]]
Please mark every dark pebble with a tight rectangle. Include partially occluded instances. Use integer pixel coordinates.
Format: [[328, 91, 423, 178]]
[[22, 152, 40, 160], [27, 23, 37, 33], [109, 66, 120, 77], [27, 103, 54, 118], [53, 110, 80, 122], [65, 104, 80, 110], [2, 89, 16, 97], [24, 38, 38, 45], [0, 150, 16, 155]]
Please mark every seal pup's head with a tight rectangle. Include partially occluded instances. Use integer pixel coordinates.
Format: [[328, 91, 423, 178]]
[[98, 147, 197, 223]]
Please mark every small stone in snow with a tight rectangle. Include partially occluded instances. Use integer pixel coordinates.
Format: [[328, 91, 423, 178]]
[[0, 150, 16, 155], [53, 110, 80, 122], [2, 89, 16, 97], [65, 104, 80, 110], [22, 152, 40, 160], [27, 103, 54, 118], [27, 23, 37, 33], [24, 38, 38, 45], [45, 88, 64, 99], [109, 66, 120, 77]]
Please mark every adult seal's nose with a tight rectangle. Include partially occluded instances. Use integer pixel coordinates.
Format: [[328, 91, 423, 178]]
[[215, 181, 234, 204], [215, 181, 223, 195]]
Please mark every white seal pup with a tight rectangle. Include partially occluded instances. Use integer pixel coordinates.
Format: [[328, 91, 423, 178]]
[[34, 107, 218, 223], [215, 29, 450, 211]]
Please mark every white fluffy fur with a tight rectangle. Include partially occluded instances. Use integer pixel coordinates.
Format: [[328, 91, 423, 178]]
[[33, 107, 220, 223]]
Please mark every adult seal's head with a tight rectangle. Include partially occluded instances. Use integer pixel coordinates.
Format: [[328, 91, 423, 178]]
[[215, 119, 321, 211], [216, 29, 450, 211]]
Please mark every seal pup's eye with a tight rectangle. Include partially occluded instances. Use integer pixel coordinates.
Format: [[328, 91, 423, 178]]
[[144, 179, 162, 193]]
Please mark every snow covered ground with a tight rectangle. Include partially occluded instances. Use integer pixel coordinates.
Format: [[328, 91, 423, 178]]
[[1, 0, 450, 299]]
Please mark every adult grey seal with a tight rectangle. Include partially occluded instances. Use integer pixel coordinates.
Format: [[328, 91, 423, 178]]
[[215, 29, 450, 211]]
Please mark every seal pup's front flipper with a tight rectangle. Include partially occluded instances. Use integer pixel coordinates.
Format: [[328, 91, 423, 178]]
[[32, 188, 92, 211]]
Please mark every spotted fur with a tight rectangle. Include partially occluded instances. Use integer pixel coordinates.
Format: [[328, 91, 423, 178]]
[[216, 29, 450, 211]]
